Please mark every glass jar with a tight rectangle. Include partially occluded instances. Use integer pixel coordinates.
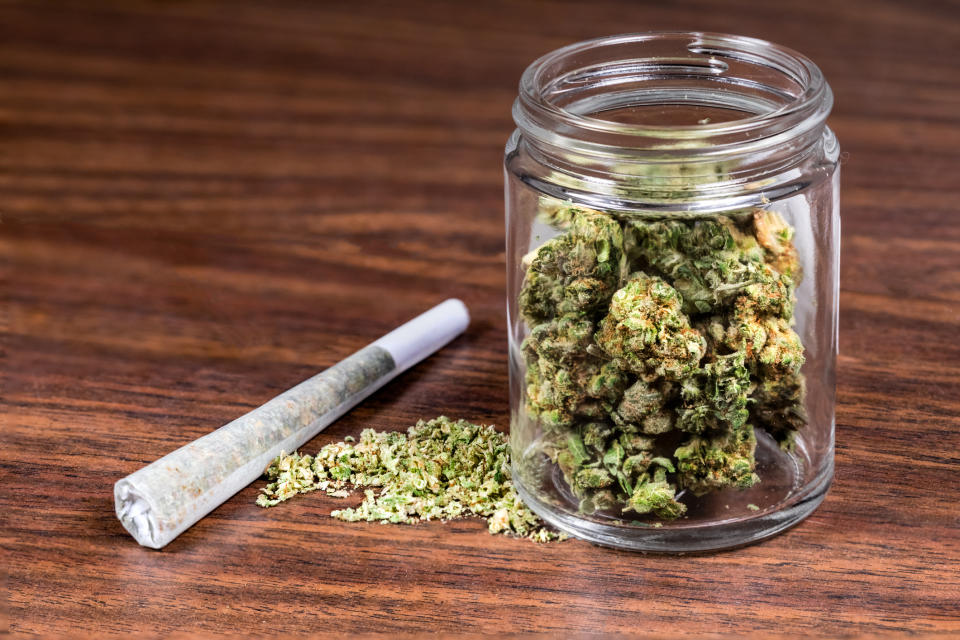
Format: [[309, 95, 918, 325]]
[[505, 33, 839, 552]]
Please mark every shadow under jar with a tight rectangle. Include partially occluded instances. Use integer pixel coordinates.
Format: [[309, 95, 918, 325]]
[[505, 32, 840, 552]]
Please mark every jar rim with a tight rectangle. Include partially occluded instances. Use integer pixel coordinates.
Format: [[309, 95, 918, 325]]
[[514, 32, 833, 160]]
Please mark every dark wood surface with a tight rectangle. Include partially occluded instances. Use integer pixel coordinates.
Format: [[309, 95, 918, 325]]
[[3, 1, 959, 636]]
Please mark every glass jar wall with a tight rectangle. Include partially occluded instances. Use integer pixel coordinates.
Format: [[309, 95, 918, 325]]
[[505, 33, 840, 552]]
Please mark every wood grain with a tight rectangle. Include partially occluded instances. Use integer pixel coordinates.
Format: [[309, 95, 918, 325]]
[[2, 0, 959, 636]]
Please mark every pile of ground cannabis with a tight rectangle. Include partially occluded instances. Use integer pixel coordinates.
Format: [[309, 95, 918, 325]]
[[256, 416, 563, 543]]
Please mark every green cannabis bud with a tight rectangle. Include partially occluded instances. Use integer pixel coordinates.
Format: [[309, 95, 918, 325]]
[[595, 272, 707, 380], [519, 208, 627, 325], [519, 201, 807, 520], [257, 417, 564, 543]]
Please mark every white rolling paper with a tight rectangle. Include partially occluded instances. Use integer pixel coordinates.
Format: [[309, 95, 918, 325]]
[[115, 298, 470, 549]]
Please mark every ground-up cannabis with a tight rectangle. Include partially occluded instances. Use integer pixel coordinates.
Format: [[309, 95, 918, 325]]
[[520, 200, 807, 519], [256, 416, 563, 543]]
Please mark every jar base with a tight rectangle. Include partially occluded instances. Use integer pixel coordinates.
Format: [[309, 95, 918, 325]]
[[513, 437, 833, 553]]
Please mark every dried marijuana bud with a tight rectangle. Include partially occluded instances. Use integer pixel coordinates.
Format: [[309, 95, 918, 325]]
[[257, 417, 563, 543], [594, 272, 707, 380], [519, 206, 627, 325], [519, 200, 807, 520]]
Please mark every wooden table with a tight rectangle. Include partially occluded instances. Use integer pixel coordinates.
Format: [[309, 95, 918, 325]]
[[3, 1, 958, 636]]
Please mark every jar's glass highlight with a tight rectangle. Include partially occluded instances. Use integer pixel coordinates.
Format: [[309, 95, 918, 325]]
[[505, 33, 839, 551]]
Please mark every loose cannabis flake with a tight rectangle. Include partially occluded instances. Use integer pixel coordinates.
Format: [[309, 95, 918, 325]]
[[520, 199, 807, 520], [257, 416, 563, 543]]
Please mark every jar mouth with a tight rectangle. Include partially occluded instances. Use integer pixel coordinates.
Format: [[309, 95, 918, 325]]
[[514, 32, 832, 161]]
